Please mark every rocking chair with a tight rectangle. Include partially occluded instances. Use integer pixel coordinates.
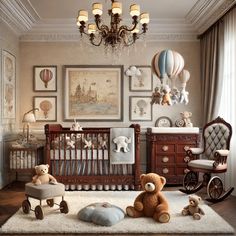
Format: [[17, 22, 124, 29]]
[[180, 116, 234, 202]]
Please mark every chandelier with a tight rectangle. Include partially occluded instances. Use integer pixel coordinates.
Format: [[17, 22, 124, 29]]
[[76, 0, 149, 49]]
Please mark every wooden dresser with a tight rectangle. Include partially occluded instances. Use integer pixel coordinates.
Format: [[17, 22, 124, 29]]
[[146, 127, 200, 185]]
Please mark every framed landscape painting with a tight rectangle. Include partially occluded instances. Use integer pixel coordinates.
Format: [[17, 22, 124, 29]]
[[33, 65, 57, 91], [63, 65, 123, 121]]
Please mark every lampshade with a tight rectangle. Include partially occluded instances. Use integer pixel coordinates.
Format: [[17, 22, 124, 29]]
[[140, 13, 150, 24], [22, 108, 39, 123], [130, 4, 140, 16], [78, 10, 88, 22], [92, 3, 103, 15], [112, 1, 122, 15], [22, 113, 36, 123], [88, 24, 96, 34]]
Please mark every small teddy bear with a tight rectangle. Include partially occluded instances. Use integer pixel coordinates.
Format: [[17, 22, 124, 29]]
[[151, 86, 162, 105], [161, 85, 172, 106], [180, 111, 193, 127], [126, 173, 170, 223], [32, 164, 57, 185], [182, 195, 205, 220]]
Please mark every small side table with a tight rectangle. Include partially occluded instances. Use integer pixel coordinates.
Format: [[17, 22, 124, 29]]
[[9, 144, 44, 181]]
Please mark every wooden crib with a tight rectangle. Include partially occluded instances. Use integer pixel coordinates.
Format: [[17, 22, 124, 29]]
[[44, 124, 141, 190]]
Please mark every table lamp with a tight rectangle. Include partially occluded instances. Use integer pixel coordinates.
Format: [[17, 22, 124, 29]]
[[22, 108, 39, 143]]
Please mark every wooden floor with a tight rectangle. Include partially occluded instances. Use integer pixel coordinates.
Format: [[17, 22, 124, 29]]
[[0, 181, 236, 236]]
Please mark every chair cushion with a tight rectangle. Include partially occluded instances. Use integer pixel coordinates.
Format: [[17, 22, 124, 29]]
[[25, 182, 65, 199], [78, 202, 125, 226], [188, 159, 227, 171]]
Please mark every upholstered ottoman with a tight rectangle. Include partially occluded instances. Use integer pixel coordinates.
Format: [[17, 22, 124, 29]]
[[22, 183, 69, 220]]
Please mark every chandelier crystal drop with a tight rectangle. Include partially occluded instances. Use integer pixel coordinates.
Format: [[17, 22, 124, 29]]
[[76, 0, 149, 50]]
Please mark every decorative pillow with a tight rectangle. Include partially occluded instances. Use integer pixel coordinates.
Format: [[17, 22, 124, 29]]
[[77, 202, 125, 226]]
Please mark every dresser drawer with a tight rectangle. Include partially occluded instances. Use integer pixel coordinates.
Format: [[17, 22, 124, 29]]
[[156, 167, 175, 175], [176, 167, 189, 175], [156, 144, 175, 153], [176, 144, 196, 153], [176, 154, 191, 164], [157, 155, 175, 164]]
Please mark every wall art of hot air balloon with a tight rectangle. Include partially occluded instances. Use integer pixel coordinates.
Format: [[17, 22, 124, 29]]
[[34, 66, 57, 91], [39, 69, 53, 88], [152, 49, 184, 84], [34, 96, 56, 121]]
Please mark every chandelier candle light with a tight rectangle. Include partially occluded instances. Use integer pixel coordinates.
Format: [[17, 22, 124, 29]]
[[76, 0, 149, 50]]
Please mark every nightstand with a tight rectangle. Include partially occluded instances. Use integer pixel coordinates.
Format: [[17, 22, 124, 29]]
[[146, 127, 200, 185], [9, 144, 44, 181]]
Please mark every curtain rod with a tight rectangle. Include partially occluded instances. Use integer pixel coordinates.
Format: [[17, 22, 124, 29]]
[[198, 3, 236, 39]]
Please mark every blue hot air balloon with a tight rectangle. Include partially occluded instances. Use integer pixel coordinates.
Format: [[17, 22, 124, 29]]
[[152, 49, 184, 83]]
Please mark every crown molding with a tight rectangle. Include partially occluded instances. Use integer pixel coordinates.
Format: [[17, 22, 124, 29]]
[[0, 0, 39, 35], [19, 17, 198, 42], [1, 0, 235, 42], [186, 0, 236, 34]]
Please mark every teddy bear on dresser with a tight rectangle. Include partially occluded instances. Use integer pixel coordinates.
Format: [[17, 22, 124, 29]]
[[126, 173, 170, 223], [182, 195, 205, 220], [32, 164, 57, 185]]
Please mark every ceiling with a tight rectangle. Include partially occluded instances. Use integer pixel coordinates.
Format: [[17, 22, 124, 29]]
[[0, 0, 235, 42]]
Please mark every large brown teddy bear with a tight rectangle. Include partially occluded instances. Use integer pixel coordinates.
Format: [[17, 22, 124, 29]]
[[32, 164, 57, 185], [126, 173, 170, 223]]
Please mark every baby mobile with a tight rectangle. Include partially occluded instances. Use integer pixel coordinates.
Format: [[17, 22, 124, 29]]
[[151, 49, 190, 106]]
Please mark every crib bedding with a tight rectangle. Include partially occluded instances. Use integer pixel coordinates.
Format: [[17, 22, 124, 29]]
[[45, 124, 141, 190], [10, 152, 36, 169], [50, 149, 109, 160]]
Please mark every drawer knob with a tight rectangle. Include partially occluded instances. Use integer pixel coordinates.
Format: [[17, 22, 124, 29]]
[[162, 145, 169, 152], [184, 146, 190, 151], [162, 156, 169, 163], [163, 168, 169, 174], [184, 168, 189, 174], [184, 156, 190, 162]]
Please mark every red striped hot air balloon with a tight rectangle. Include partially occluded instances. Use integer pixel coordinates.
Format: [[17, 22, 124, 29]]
[[39, 69, 53, 88], [152, 49, 184, 84]]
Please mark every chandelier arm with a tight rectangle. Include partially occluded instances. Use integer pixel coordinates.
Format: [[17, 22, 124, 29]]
[[90, 34, 103, 46], [118, 22, 138, 37], [94, 15, 109, 33]]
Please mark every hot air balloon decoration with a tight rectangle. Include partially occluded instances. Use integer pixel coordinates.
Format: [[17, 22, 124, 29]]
[[40, 100, 52, 119], [152, 49, 184, 84], [39, 69, 53, 88], [151, 49, 190, 106]]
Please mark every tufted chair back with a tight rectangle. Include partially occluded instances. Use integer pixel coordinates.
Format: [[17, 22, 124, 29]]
[[203, 117, 232, 160]]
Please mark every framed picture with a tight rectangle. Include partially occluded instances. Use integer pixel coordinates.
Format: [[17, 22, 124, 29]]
[[33, 65, 57, 91], [63, 65, 123, 121], [33, 96, 57, 121], [129, 96, 152, 121], [2, 50, 16, 119], [129, 66, 152, 91]]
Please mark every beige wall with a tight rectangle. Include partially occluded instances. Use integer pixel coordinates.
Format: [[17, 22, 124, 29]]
[[19, 40, 202, 132]]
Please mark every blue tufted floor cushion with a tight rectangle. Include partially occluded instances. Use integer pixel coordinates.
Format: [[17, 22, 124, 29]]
[[77, 202, 125, 226]]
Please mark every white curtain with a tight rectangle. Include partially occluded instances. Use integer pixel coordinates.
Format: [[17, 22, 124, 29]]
[[218, 8, 236, 195]]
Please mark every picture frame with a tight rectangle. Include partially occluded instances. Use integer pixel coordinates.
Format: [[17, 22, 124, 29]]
[[33, 65, 57, 91], [129, 65, 153, 91], [2, 50, 16, 119], [33, 96, 57, 121], [129, 96, 152, 121], [63, 65, 123, 121]]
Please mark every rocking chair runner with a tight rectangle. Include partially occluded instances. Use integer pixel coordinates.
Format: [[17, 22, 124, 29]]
[[180, 116, 234, 202]]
